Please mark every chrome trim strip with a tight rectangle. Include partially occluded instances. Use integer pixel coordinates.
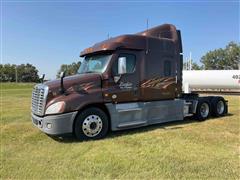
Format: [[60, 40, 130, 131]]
[[118, 121, 147, 128], [118, 108, 142, 112]]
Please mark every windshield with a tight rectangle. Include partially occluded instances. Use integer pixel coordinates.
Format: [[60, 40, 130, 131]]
[[78, 54, 112, 74]]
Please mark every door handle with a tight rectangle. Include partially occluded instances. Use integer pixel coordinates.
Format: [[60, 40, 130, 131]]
[[133, 87, 138, 96]]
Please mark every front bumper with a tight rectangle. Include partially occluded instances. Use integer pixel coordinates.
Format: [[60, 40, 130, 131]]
[[32, 112, 78, 135]]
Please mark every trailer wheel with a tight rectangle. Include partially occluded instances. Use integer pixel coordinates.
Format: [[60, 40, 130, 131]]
[[211, 97, 227, 117], [195, 100, 210, 121], [74, 107, 109, 140]]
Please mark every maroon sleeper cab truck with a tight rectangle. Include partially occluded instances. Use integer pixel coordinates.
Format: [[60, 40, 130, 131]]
[[31, 24, 228, 140]]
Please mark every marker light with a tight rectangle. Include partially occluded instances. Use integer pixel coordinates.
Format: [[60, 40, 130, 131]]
[[47, 123, 52, 129]]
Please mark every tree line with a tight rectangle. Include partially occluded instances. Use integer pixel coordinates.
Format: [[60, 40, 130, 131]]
[[183, 42, 239, 70], [0, 63, 39, 82], [56, 61, 81, 78]]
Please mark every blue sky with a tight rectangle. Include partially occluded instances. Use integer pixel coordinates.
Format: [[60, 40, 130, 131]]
[[2, 1, 239, 79]]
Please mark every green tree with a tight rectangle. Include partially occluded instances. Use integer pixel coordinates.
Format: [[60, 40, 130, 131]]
[[17, 63, 39, 82], [0, 64, 16, 82], [200, 42, 240, 70], [0, 63, 39, 82], [57, 61, 81, 78], [192, 62, 202, 70]]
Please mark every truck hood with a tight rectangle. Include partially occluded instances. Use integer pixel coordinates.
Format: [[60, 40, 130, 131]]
[[45, 73, 102, 96]]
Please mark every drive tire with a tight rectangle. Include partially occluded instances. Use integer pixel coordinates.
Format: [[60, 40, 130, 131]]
[[74, 107, 109, 141], [195, 100, 211, 121], [211, 97, 227, 117]]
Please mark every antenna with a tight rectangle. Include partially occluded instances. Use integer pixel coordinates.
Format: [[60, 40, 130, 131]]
[[146, 18, 149, 31], [146, 18, 149, 54], [107, 33, 110, 39]]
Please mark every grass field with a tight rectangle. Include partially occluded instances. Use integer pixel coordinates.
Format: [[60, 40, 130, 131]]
[[1, 83, 240, 179]]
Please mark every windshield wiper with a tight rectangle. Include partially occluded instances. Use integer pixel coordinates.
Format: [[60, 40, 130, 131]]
[[78, 70, 99, 74], [84, 71, 98, 74]]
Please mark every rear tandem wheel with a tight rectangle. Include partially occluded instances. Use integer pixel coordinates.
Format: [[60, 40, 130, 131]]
[[211, 97, 227, 117], [195, 99, 211, 121]]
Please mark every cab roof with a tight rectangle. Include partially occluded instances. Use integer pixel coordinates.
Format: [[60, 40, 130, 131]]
[[80, 24, 179, 57]]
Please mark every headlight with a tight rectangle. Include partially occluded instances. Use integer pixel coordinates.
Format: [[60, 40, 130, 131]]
[[45, 101, 65, 115]]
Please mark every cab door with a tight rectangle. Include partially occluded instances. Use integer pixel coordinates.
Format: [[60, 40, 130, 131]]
[[107, 50, 140, 103]]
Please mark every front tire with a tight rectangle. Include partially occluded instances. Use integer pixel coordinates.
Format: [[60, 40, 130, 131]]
[[74, 107, 109, 140]]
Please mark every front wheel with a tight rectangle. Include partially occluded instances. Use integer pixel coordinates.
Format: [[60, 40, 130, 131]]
[[74, 107, 109, 140]]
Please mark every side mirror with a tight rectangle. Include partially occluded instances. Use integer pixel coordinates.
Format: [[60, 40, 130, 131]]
[[113, 57, 127, 83], [118, 57, 127, 75], [60, 71, 65, 78], [60, 71, 65, 94], [40, 74, 45, 83]]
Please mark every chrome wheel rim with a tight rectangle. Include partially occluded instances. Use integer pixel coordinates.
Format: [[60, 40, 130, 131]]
[[82, 115, 102, 137], [200, 103, 209, 118], [217, 101, 224, 115]]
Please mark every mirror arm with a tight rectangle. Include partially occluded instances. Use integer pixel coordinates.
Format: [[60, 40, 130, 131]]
[[59, 71, 66, 94], [114, 74, 122, 83], [118, 74, 122, 83]]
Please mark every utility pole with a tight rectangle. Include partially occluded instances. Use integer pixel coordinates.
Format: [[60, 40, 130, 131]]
[[189, 52, 192, 70], [185, 58, 188, 70], [15, 66, 18, 83]]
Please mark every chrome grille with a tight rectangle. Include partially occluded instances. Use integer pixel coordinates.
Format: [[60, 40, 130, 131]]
[[31, 84, 48, 116]]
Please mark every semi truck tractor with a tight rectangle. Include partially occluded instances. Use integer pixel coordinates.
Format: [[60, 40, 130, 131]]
[[31, 24, 228, 140]]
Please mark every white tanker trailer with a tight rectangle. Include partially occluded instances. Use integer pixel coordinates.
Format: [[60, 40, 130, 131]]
[[183, 70, 240, 93]]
